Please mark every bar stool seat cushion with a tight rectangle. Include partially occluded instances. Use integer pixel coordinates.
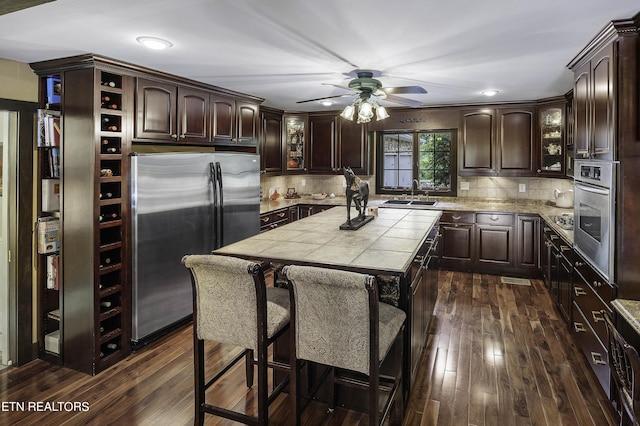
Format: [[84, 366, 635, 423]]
[[184, 255, 289, 351], [286, 265, 405, 375]]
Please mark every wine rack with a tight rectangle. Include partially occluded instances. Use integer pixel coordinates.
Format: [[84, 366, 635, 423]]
[[95, 70, 129, 371]]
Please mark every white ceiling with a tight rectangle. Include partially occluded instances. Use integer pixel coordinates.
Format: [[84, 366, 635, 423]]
[[0, 0, 638, 112]]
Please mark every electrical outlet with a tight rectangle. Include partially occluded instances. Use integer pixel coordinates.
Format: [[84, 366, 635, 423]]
[[301, 179, 306, 187], [519, 183, 526, 193], [460, 181, 470, 191]]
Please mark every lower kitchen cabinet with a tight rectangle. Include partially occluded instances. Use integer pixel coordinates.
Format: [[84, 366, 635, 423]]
[[260, 203, 337, 232], [516, 215, 540, 273], [475, 213, 514, 268], [439, 211, 475, 269], [571, 250, 615, 398]]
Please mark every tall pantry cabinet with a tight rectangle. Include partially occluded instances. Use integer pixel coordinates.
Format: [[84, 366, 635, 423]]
[[31, 59, 132, 375]]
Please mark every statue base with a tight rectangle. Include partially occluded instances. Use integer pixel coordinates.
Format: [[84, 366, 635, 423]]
[[339, 214, 374, 230]]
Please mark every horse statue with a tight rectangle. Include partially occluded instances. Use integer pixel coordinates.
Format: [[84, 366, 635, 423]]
[[344, 166, 369, 226]]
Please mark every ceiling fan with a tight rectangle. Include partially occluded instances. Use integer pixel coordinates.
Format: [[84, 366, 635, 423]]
[[297, 69, 428, 108]]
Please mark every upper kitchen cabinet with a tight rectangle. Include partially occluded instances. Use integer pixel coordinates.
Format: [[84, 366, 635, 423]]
[[568, 39, 615, 160], [339, 118, 369, 175], [259, 108, 283, 174], [283, 114, 308, 173], [537, 99, 566, 176], [308, 114, 338, 174], [306, 113, 370, 175], [211, 94, 259, 146], [135, 78, 209, 143], [459, 105, 536, 177]]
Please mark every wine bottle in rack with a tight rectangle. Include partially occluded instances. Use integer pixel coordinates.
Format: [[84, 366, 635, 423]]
[[102, 81, 116, 88], [100, 95, 118, 109], [102, 117, 118, 132], [101, 139, 118, 153], [106, 343, 118, 350], [100, 301, 112, 308]]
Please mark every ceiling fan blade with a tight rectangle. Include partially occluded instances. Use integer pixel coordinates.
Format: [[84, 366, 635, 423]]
[[383, 94, 424, 108], [381, 86, 428, 95], [296, 93, 355, 104], [321, 83, 354, 91]]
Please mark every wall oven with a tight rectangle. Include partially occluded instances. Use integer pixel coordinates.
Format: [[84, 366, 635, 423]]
[[573, 160, 617, 284]]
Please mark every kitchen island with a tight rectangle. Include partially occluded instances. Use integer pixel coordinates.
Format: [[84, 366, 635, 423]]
[[214, 206, 442, 412]]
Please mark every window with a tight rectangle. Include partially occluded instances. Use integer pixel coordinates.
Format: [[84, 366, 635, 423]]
[[377, 130, 456, 196]]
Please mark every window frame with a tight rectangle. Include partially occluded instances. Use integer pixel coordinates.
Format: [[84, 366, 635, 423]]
[[375, 129, 457, 197]]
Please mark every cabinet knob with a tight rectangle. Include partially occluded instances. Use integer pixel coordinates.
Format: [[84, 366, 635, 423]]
[[171, 134, 177, 138], [537, 169, 542, 173], [180, 134, 186, 139], [575, 261, 584, 267]]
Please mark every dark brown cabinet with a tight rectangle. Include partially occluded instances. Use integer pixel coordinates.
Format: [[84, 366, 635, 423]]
[[439, 211, 475, 269], [306, 114, 370, 175], [459, 106, 536, 176], [211, 95, 259, 146], [339, 118, 369, 175], [259, 109, 283, 174], [308, 114, 338, 173], [572, 251, 614, 397], [570, 42, 615, 160], [516, 214, 540, 273], [475, 213, 515, 268], [31, 58, 132, 375], [135, 79, 210, 143]]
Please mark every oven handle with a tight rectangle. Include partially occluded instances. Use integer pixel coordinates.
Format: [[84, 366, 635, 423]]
[[575, 182, 609, 195]]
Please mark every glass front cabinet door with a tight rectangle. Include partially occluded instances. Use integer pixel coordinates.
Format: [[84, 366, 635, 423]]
[[538, 104, 565, 176], [283, 115, 307, 173]]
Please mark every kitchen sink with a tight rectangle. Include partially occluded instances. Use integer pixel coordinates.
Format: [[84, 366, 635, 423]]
[[382, 200, 411, 205], [381, 199, 438, 207], [410, 200, 438, 206]]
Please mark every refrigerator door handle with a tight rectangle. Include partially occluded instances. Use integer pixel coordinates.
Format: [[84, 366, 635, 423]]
[[209, 162, 221, 249], [215, 162, 224, 248]]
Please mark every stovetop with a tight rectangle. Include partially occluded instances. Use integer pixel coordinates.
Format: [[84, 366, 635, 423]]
[[553, 214, 574, 231]]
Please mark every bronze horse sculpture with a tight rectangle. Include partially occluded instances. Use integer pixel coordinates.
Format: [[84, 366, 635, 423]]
[[344, 166, 369, 225]]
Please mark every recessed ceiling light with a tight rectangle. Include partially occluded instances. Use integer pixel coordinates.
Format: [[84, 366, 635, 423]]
[[136, 36, 173, 50], [482, 90, 499, 97], [321, 100, 334, 106]]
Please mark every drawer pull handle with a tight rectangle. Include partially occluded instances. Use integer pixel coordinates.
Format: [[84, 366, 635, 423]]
[[451, 215, 462, 220], [574, 287, 587, 297], [591, 352, 606, 365], [277, 213, 286, 218], [550, 235, 559, 240], [574, 322, 586, 333], [592, 311, 604, 323], [561, 245, 571, 252], [592, 280, 602, 288], [543, 227, 551, 232], [575, 261, 584, 267], [261, 217, 270, 223], [489, 215, 499, 221]]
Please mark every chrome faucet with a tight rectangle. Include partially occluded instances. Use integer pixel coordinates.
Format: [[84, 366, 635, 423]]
[[411, 179, 420, 200]]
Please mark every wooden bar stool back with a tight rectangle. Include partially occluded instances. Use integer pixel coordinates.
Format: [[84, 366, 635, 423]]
[[182, 254, 290, 426], [603, 310, 640, 425], [283, 264, 406, 426]]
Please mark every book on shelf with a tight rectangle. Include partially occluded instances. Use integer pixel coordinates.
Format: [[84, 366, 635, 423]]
[[41, 179, 60, 212], [46, 254, 59, 290], [46, 76, 61, 105], [37, 109, 61, 147], [37, 217, 60, 254]]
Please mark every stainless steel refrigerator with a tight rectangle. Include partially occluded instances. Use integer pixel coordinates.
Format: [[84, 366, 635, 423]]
[[130, 152, 260, 347]]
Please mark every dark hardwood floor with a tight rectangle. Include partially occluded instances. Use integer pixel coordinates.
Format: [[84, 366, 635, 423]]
[[0, 271, 617, 425]]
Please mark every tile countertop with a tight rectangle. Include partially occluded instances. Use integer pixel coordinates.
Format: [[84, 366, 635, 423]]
[[217, 206, 441, 276], [261, 196, 574, 243]]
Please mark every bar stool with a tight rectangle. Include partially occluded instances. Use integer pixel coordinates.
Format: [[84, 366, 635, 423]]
[[182, 254, 290, 426], [283, 265, 406, 426], [603, 310, 640, 425]]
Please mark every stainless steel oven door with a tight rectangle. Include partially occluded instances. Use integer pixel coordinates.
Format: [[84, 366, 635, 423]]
[[573, 181, 614, 283]]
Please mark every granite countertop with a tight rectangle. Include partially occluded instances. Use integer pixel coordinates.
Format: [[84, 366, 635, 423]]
[[261, 195, 574, 243], [612, 299, 640, 336], [216, 206, 441, 276]]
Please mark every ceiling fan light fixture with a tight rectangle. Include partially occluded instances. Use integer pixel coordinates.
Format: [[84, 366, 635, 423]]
[[482, 90, 499, 97], [136, 36, 173, 50], [357, 100, 374, 123], [340, 104, 355, 121], [376, 105, 389, 120]]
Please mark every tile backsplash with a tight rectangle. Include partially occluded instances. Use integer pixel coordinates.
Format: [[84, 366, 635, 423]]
[[260, 174, 573, 203]]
